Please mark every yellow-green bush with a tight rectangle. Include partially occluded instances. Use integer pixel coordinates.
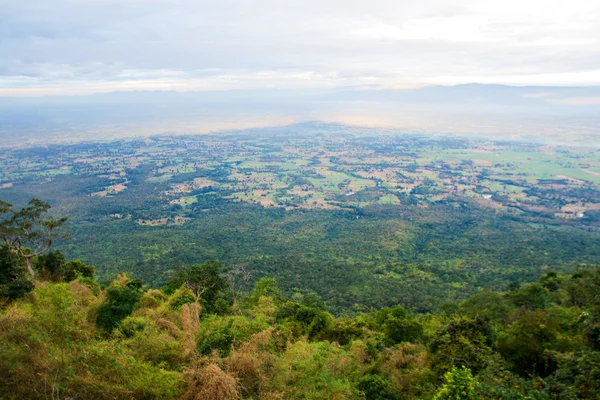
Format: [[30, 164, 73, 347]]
[[266, 340, 362, 399], [196, 314, 270, 357]]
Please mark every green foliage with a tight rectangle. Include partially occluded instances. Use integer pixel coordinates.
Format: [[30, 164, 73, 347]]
[[120, 316, 185, 369], [267, 340, 362, 399], [139, 289, 168, 308], [62, 259, 95, 282], [167, 260, 228, 313], [168, 286, 196, 310], [459, 289, 513, 323], [0, 279, 185, 399], [320, 317, 366, 345], [300, 292, 326, 310], [34, 251, 94, 284], [212, 297, 231, 315], [35, 249, 65, 280], [545, 350, 600, 399], [37, 190, 599, 314], [0, 244, 33, 301], [474, 359, 552, 399], [384, 317, 423, 346], [275, 300, 334, 339], [244, 277, 284, 307], [581, 268, 600, 350], [376, 306, 423, 345], [433, 366, 477, 400], [96, 275, 143, 331], [196, 315, 269, 357], [1, 252, 600, 399], [119, 315, 149, 337], [357, 374, 396, 400], [430, 317, 494, 374], [507, 283, 551, 310], [376, 305, 409, 325], [498, 309, 562, 377], [75, 275, 100, 294], [68, 341, 183, 399], [540, 271, 563, 292], [31, 283, 93, 349], [0, 198, 67, 276]]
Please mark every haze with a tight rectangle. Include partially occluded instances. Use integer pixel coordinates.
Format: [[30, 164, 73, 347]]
[[1, 0, 599, 145]]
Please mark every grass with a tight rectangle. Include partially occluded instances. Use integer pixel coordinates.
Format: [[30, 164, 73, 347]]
[[147, 174, 173, 183]]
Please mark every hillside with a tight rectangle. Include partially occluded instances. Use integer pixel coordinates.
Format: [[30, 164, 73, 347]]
[[1, 246, 599, 399]]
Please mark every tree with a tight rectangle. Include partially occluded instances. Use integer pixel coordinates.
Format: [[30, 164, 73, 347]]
[[357, 374, 396, 400], [167, 260, 228, 313], [376, 306, 423, 345], [497, 309, 559, 377], [0, 199, 67, 277], [62, 259, 95, 282], [225, 263, 251, 309], [433, 366, 478, 400], [35, 249, 65, 281], [581, 268, 600, 350], [0, 244, 34, 301], [245, 277, 284, 307], [430, 317, 495, 375], [96, 274, 144, 331], [506, 283, 550, 310]]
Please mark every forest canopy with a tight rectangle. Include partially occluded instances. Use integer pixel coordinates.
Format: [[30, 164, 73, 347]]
[[1, 201, 599, 399]]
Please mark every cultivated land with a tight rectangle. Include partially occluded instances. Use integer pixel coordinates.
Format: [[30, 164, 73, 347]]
[[2, 126, 600, 219], [1, 124, 599, 311]]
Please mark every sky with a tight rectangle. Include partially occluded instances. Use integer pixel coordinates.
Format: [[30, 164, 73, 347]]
[[2, 0, 600, 96]]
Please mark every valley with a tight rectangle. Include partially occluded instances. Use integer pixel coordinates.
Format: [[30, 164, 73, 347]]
[[1, 124, 599, 312]]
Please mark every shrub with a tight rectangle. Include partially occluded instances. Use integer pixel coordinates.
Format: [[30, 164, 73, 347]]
[[196, 315, 269, 357], [169, 286, 197, 310], [266, 340, 362, 399], [433, 366, 477, 400], [96, 279, 143, 331], [183, 363, 240, 400]]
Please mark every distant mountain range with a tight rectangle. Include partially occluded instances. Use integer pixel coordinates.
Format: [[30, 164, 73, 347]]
[[327, 83, 600, 106], [1, 84, 599, 146]]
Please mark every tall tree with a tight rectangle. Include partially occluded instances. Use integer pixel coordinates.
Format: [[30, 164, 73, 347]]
[[0, 199, 67, 276], [168, 260, 228, 312]]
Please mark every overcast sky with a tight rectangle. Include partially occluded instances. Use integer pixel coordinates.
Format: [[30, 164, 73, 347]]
[[2, 0, 600, 96]]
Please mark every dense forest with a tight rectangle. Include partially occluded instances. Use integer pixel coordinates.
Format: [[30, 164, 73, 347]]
[[1, 200, 599, 399], [66, 200, 600, 314]]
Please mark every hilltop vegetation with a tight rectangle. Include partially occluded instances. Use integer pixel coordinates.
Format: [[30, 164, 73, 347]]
[[1, 245, 600, 399], [1, 199, 599, 399]]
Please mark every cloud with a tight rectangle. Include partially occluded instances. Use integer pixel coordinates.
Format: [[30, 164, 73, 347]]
[[2, 0, 600, 95]]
